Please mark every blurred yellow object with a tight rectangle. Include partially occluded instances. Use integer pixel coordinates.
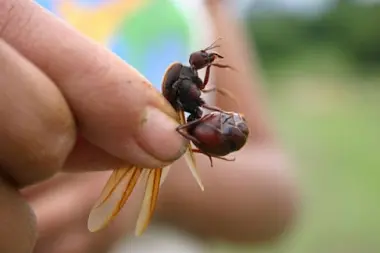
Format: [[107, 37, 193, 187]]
[[59, 0, 147, 44]]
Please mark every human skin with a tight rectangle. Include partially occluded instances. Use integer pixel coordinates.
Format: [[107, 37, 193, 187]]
[[0, 0, 298, 253], [0, 0, 186, 252]]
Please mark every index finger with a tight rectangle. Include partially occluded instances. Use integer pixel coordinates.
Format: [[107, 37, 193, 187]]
[[0, 0, 187, 168]]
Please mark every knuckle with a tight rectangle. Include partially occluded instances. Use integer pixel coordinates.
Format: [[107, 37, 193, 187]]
[[21, 129, 75, 186], [41, 127, 76, 169], [0, 0, 15, 36], [0, 0, 35, 42], [35, 114, 76, 178], [0, 108, 76, 186]]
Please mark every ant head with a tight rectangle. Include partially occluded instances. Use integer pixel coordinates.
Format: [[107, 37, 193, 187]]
[[189, 38, 224, 70]]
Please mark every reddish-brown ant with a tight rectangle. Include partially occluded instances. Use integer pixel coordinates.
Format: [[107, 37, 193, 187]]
[[162, 39, 248, 166], [161, 38, 236, 122], [176, 111, 249, 167]]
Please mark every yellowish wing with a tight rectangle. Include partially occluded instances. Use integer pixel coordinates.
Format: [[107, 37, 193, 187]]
[[92, 167, 132, 208], [87, 167, 142, 232], [178, 110, 204, 191], [134, 168, 163, 236], [88, 165, 172, 235], [160, 165, 171, 186]]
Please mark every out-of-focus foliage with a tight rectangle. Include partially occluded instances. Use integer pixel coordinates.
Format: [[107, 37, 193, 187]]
[[246, 2, 380, 75]]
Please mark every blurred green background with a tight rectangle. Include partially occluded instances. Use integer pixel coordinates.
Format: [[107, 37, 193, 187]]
[[213, 1, 380, 253]]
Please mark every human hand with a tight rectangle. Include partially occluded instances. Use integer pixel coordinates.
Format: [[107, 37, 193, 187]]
[[0, 0, 188, 252], [0, 1, 298, 252]]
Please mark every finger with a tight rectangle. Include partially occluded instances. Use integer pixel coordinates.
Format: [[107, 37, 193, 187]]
[[0, 176, 37, 253], [24, 173, 139, 241], [0, 0, 187, 168], [0, 39, 76, 187], [63, 136, 127, 172], [33, 225, 111, 253]]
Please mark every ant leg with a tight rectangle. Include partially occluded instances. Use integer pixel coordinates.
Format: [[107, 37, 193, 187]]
[[176, 127, 201, 145], [201, 58, 229, 88], [192, 149, 236, 166], [195, 97, 226, 113], [186, 113, 198, 122], [192, 149, 214, 167], [212, 63, 236, 71], [213, 156, 236, 162], [202, 65, 212, 87], [176, 114, 216, 144], [187, 108, 203, 122], [210, 52, 224, 59], [177, 113, 215, 131], [202, 87, 239, 107], [201, 103, 228, 114]]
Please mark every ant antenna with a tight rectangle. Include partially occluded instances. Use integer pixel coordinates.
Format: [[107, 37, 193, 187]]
[[204, 37, 223, 51]]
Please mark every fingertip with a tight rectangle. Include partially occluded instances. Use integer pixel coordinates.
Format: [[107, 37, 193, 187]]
[[136, 107, 188, 164], [0, 39, 76, 187]]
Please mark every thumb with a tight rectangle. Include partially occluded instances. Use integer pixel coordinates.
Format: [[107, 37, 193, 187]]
[[1, 0, 187, 168]]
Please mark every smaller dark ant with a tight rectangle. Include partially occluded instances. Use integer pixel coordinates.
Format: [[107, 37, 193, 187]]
[[161, 38, 236, 122]]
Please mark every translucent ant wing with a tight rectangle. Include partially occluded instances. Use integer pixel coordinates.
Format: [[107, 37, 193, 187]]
[[178, 110, 204, 191], [91, 167, 133, 209], [87, 166, 143, 232], [88, 164, 172, 235], [160, 165, 171, 186], [134, 168, 162, 236]]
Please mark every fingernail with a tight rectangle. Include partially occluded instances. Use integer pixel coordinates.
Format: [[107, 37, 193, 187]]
[[136, 106, 188, 163]]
